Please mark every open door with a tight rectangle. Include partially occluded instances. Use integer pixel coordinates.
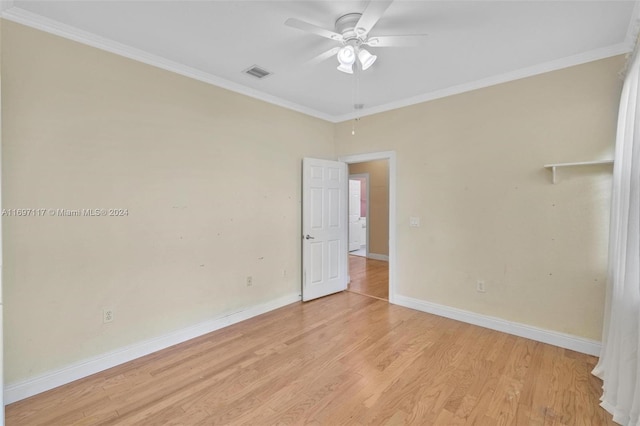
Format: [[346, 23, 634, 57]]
[[302, 158, 348, 301]]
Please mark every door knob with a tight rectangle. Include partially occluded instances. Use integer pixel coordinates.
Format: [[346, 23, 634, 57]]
[[305, 235, 315, 240]]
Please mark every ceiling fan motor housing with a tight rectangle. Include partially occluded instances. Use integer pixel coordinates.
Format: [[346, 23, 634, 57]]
[[335, 13, 364, 43]]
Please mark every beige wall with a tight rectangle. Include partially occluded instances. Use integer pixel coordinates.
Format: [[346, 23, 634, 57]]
[[1, 18, 625, 388], [1, 21, 335, 384], [336, 56, 624, 341], [348, 160, 389, 256]]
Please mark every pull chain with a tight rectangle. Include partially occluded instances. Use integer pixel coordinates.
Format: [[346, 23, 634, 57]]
[[352, 62, 361, 136]]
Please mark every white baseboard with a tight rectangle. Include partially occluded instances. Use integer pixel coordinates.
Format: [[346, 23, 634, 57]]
[[394, 295, 601, 356], [368, 253, 389, 262], [6, 291, 601, 404], [4, 292, 301, 405]]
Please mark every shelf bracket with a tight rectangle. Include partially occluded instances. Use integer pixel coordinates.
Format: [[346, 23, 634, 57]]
[[543, 160, 613, 184]]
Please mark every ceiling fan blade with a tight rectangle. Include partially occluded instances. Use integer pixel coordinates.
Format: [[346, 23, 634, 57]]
[[355, 0, 394, 36], [365, 34, 429, 47], [285, 18, 343, 41], [306, 47, 341, 66]]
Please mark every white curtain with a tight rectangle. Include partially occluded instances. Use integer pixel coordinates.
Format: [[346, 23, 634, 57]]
[[592, 49, 640, 426]]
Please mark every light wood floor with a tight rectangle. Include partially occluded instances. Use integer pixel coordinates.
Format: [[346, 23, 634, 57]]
[[7, 292, 612, 425], [348, 255, 389, 300]]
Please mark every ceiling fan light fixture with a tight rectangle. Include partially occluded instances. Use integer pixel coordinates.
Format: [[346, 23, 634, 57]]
[[358, 48, 377, 70], [337, 45, 356, 65], [337, 63, 354, 74]]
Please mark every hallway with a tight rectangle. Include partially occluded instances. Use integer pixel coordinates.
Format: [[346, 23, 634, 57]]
[[347, 255, 389, 300]]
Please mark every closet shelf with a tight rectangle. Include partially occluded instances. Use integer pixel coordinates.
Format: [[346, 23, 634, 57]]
[[544, 160, 614, 184]]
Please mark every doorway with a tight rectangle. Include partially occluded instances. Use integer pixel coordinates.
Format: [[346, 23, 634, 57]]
[[348, 173, 368, 258], [343, 156, 392, 301], [300, 153, 395, 303]]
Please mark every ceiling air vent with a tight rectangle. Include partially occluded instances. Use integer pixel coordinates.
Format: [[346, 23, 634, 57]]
[[244, 65, 272, 79]]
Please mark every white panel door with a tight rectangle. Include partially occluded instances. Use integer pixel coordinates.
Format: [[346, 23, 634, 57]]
[[302, 158, 348, 301], [348, 180, 361, 251]]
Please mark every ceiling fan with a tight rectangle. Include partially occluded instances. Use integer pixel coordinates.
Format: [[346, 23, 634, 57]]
[[285, 0, 428, 74]]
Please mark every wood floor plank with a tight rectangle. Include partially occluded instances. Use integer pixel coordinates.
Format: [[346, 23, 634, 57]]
[[6, 259, 615, 425], [348, 255, 389, 300]]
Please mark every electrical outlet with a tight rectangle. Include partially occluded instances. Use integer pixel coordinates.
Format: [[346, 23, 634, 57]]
[[103, 308, 114, 323], [246, 276, 253, 287], [476, 280, 486, 293]]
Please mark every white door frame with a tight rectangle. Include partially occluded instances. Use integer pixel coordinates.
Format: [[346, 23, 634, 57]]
[[348, 173, 370, 258], [339, 151, 396, 304], [1, 31, 5, 421]]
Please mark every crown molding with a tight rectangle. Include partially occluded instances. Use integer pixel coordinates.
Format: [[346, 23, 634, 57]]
[[2, 4, 637, 124], [335, 42, 631, 122], [0, 7, 335, 122]]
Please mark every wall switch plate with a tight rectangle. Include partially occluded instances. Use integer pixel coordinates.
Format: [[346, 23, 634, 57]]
[[476, 280, 486, 293], [409, 217, 421, 227], [246, 276, 253, 286]]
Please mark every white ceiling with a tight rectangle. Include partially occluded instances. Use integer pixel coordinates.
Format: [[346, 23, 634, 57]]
[[3, 1, 639, 122]]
